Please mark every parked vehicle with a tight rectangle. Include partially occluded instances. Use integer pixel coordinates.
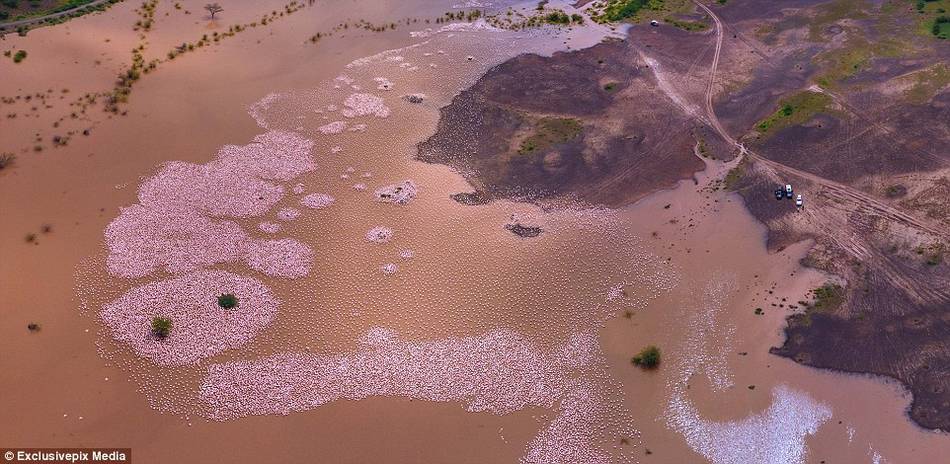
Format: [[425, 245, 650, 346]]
[[796, 194, 803, 207], [774, 188, 784, 200], [785, 184, 793, 199]]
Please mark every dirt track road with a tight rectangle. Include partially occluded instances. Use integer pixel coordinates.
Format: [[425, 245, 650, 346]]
[[690, 0, 949, 243]]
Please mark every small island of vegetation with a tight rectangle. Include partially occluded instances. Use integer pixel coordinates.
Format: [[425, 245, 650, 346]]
[[217, 293, 239, 309], [632, 345, 661, 369], [151, 316, 172, 339]]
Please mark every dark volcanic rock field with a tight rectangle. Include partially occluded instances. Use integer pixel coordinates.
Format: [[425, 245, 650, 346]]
[[417, 38, 723, 207]]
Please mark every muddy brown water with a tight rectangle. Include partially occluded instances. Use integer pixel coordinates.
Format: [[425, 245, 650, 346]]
[[1, 1, 948, 462]]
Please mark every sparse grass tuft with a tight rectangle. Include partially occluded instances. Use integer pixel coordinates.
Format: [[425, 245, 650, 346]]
[[810, 283, 845, 312], [904, 64, 950, 104], [517, 117, 583, 155], [664, 16, 708, 31], [884, 184, 907, 198], [754, 91, 833, 134], [806, 0, 869, 42], [723, 156, 749, 190], [916, 242, 945, 266], [814, 41, 874, 89]]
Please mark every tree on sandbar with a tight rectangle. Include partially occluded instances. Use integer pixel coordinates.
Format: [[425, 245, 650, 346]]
[[205, 3, 223, 19]]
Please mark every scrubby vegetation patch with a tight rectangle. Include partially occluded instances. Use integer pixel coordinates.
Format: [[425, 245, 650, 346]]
[[517, 117, 582, 156], [754, 91, 833, 134]]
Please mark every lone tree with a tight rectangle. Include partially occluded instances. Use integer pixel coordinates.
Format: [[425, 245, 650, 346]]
[[217, 293, 239, 309], [631, 345, 661, 369], [205, 3, 223, 19], [151, 316, 172, 339]]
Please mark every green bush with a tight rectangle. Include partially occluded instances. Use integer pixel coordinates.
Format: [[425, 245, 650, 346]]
[[632, 345, 661, 369], [12, 49, 26, 63], [544, 11, 570, 24], [933, 16, 949, 38], [217, 293, 238, 309], [151, 316, 172, 339]]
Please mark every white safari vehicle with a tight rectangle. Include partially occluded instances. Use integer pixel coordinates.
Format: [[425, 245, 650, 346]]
[[796, 194, 804, 207]]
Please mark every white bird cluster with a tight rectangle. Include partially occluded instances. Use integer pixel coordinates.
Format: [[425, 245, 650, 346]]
[[101, 270, 278, 366]]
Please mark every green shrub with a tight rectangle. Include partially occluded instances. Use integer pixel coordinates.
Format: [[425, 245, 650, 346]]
[[544, 11, 570, 24], [933, 16, 949, 38], [151, 316, 172, 339], [12, 50, 27, 63], [217, 293, 238, 309], [632, 345, 661, 369]]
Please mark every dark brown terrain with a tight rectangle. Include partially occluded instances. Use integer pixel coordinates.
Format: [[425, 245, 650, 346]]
[[420, 0, 950, 430], [417, 37, 729, 207], [713, 0, 950, 430]]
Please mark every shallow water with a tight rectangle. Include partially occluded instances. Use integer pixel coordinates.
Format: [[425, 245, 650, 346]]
[[1, 0, 948, 463]]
